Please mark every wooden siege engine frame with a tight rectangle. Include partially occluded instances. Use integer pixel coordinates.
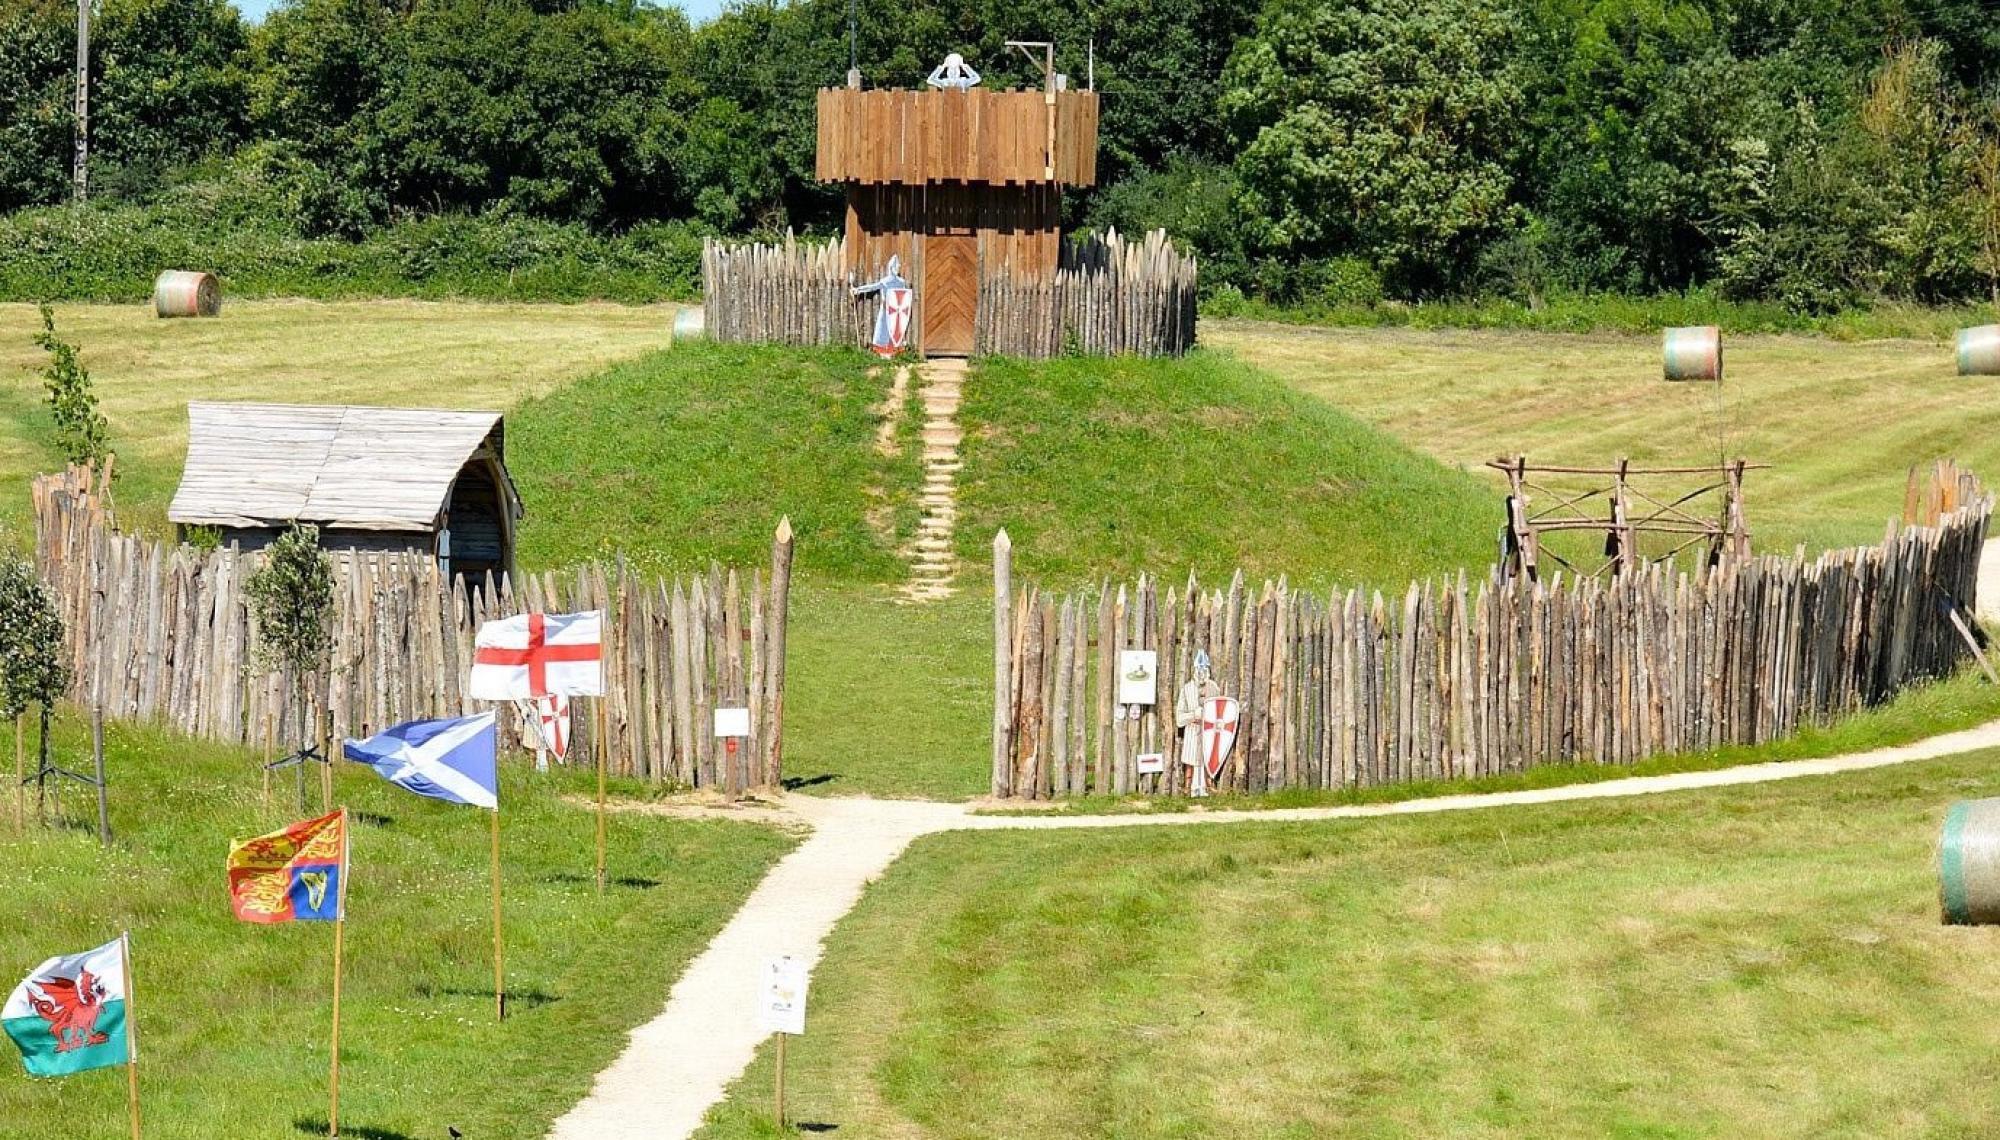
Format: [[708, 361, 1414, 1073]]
[[1490, 456, 1766, 580]]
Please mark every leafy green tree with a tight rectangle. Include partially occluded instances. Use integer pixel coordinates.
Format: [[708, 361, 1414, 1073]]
[[34, 305, 113, 472], [1223, 0, 1522, 293], [92, 0, 250, 195], [244, 522, 334, 742], [0, 1, 73, 212], [0, 558, 71, 809]]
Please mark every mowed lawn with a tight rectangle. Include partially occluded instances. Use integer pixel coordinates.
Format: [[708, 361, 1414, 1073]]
[[959, 352, 1496, 588], [699, 751, 2000, 1140], [0, 299, 675, 539], [0, 714, 792, 1140], [1212, 320, 1997, 552]]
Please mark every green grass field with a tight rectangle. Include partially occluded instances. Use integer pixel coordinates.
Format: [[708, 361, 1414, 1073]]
[[0, 715, 792, 1140], [959, 353, 1497, 588], [508, 343, 912, 579], [699, 749, 2000, 1139], [1212, 320, 2000, 553], [0, 300, 675, 544]]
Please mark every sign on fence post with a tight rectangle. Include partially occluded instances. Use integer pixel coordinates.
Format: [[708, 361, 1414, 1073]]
[[760, 955, 808, 1128]]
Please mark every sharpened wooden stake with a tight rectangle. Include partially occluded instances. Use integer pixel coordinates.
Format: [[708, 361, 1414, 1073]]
[[992, 530, 1013, 797], [1945, 602, 2000, 685]]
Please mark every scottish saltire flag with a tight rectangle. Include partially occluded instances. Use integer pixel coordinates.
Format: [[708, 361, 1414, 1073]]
[[227, 810, 348, 924], [344, 711, 498, 810], [4, 937, 130, 1077], [469, 611, 603, 700]]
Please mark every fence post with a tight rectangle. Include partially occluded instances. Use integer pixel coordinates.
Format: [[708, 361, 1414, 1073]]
[[993, 529, 1013, 798], [761, 517, 794, 791]]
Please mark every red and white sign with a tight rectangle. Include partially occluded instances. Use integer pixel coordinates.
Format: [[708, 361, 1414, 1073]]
[[534, 694, 571, 761], [1198, 697, 1239, 782], [469, 611, 603, 700]]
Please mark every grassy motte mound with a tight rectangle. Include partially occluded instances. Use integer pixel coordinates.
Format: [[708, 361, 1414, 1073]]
[[508, 342, 913, 580], [701, 747, 2000, 1138], [958, 352, 1497, 587], [0, 715, 791, 1139]]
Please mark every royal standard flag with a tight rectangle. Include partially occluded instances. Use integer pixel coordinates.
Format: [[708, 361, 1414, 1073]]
[[4, 937, 130, 1077], [228, 810, 348, 924]]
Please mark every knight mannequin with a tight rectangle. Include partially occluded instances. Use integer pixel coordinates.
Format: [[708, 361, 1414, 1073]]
[[1175, 650, 1222, 797]]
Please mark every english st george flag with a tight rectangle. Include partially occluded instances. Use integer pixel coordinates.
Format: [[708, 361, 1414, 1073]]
[[468, 611, 603, 700]]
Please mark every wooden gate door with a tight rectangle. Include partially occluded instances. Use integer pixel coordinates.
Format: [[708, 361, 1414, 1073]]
[[922, 233, 977, 355]]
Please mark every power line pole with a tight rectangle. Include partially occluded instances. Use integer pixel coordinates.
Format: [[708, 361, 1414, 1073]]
[[73, 0, 90, 203]]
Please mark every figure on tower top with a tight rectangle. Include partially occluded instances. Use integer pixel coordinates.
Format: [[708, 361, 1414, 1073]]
[[926, 53, 982, 91]]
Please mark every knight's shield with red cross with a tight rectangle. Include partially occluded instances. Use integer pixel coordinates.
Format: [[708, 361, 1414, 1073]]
[[884, 287, 913, 350], [1199, 697, 1239, 782]]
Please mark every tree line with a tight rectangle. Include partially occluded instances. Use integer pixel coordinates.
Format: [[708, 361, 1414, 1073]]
[[2, 0, 1998, 311]]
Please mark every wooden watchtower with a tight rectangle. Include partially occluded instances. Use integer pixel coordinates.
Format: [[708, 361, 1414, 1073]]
[[815, 78, 1099, 356]]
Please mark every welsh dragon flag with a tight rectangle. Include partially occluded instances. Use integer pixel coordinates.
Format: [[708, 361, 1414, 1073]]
[[3, 936, 132, 1077]]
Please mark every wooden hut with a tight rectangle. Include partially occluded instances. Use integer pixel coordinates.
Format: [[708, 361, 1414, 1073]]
[[167, 402, 522, 580], [815, 81, 1100, 355]]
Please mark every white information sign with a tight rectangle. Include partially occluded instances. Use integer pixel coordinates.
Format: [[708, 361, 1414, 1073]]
[[1135, 752, 1164, 775], [714, 707, 752, 738], [1117, 650, 1159, 706], [759, 955, 808, 1036]]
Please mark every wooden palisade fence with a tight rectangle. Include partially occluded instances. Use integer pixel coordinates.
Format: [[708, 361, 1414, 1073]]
[[32, 467, 794, 793], [702, 227, 1197, 358], [991, 462, 1992, 799]]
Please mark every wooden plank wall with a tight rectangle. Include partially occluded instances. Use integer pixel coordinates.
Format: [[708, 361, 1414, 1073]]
[[845, 184, 1062, 283], [816, 87, 1099, 186], [31, 468, 795, 793], [991, 462, 1992, 799], [703, 228, 1197, 359]]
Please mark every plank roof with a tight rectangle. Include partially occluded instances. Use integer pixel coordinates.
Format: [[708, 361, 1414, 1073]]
[[168, 402, 517, 531]]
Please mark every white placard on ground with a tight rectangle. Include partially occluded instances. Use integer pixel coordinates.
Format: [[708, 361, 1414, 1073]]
[[1117, 650, 1158, 706], [714, 707, 752, 738], [758, 956, 808, 1036]]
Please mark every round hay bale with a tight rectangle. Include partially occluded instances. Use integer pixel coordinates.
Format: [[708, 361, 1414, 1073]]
[[1956, 325, 2000, 377], [153, 271, 221, 318], [1662, 325, 1722, 381], [1939, 798, 2000, 924], [671, 305, 706, 344]]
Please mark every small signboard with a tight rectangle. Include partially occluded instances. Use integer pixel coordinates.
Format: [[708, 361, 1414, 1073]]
[[714, 707, 752, 738], [1117, 650, 1158, 706], [759, 955, 808, 1036], [1135, 752, 1164, 775]]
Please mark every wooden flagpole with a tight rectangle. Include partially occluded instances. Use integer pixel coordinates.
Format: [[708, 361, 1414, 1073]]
[[121, 930, 140, 1140], [14, 713, 23, 830], [490, 804, 505, 1021], [595, 697, 608, 895], [329, 807, 349, 1139]]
